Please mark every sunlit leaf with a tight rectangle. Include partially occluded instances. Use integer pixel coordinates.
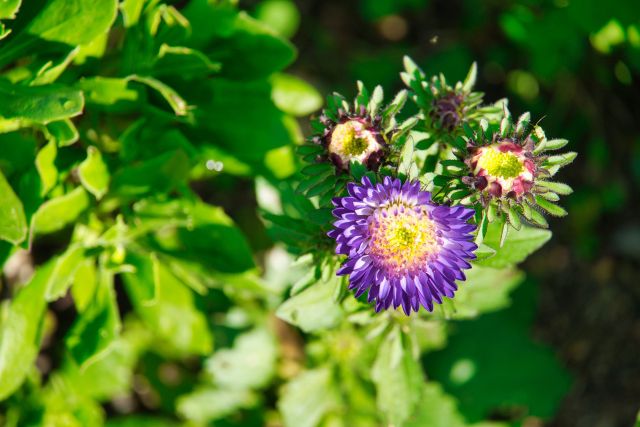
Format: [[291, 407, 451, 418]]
[[0, 262, 54, 400], [0, 169, 27, 245]]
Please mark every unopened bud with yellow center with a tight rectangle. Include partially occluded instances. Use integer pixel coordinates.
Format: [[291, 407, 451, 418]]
[[467, 140, 535, 198], [327, 119, 385, 171], [476, 148, 525, 179]]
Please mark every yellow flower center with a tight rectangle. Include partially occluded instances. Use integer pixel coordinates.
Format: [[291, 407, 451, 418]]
[[331, 121, 370, 156], [329, 120, 382, 163], [476, 148, 524, 179], [368, 204, 438, 276]]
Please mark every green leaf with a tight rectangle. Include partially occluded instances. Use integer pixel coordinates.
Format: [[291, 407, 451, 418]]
[[77, 76, 140, 107], [59, 317, 150, 402], [544, 152, 577, 170], [35, 140, 57, 196], [123, 259, 213, 356], [31, 47, 79, 85], [133, 198, 255, 273], [368, 85, 384, 116], [0, 262, 54, 400], [424, 280, 572, 422], [253, 0, 300, 39], [128, 75, 189, 116], [46, 119, 79, 147], [372, 327, 423, 426], [0, 81, 84, 125], [205, 328, 277, 390], [462, 62, 478, 92], [276, 276, 343, 333], [153, 44, 221, 78], [111, 149, 190, 197], [506, 205, 521, 230], [405, 383, 467, 427], [26, 0, 117, 45], [0, 0, 21, 19], [450, 264, 525, 318], [31, 186, 89, 235], [535, 195, 568, 217], [477, 221, 551, 268], [301, 162, 333, 176], [45, 245, 85, 301], [0, 169, 27, 245], [0, 0, 117, 67], [78, 147, 110, 199], [533, 138, 568, 154], [211, 12, 296, 80], [124, 251, 158, 305], [65, 266, 120, 368], [177, 388, 255, 424], [194, 79, 291, 165], [71, 257, 97, 313], [106, 417, 180, 427], [536, 181, 573, 195], [278, 367, 341, 427], [270, 73, 323, 116]]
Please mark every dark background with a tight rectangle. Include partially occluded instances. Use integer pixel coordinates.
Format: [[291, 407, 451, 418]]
[[278, 0, 640, 425]]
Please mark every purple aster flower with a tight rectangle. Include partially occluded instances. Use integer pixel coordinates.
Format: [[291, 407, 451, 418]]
[[328, 176, 477, 315]]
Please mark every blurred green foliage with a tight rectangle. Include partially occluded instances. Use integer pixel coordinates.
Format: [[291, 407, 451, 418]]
[[0, 0, 637, 426]]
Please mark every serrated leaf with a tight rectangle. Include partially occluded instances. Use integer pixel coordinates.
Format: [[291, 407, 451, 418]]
[[78, 147, 110, 199], [0, 169, 27, 245]]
